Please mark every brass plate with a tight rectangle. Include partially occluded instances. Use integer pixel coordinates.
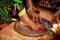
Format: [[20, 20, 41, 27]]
[[14, 18, 52, 37]]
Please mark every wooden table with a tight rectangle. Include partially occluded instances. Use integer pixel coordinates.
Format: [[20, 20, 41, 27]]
[[0, 22, 53, 40]]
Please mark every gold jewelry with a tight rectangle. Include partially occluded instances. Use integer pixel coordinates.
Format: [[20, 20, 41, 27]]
[[18, 8, 26, 17]]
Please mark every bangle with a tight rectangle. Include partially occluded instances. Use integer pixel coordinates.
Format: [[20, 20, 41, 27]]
[[18, 8, 26, 17], [27, 7, 33, 12]]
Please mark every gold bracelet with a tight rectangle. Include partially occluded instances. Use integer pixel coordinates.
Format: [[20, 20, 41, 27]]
[[27, 7, 33, 12], [18, 8, 26, 17]]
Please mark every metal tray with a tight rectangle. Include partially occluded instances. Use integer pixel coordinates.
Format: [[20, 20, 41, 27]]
[[14, 18, 52, 37]]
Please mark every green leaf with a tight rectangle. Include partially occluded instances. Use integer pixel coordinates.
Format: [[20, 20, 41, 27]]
[[6, 0, 11, 5], [17, 4, 20, 10], [13, 0, 22, 3], [0, 7, 12, 21], [0, 0, 6, 7], [13, 4, 17, 7], [0, 18, 7, 23]]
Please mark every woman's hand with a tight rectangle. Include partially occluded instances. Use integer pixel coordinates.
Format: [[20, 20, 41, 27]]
[[52, 9, 60, 34], [26, 0, 43, 23], [27, 8, 43, 24], [52, 9, 60, 24], [20, 12, 44, 31]]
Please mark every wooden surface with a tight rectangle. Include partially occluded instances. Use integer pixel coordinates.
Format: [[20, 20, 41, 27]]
[[0, 22, 53, 40]]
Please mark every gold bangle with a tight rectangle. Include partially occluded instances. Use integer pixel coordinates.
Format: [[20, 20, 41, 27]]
[[27, 7, 32, 12], [18, 8, 26, 17]]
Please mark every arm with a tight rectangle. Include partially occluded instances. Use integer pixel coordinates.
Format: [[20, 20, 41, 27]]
[[26, 0, 41, 22]]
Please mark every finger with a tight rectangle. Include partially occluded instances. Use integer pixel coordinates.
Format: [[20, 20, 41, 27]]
[[52, 16, 57, 23], [38, 16, 43, 24], [32, 16, 35, 22], [20, 21, 28, 26], [36, 23, 41, 26], [36, 15, 38, 21]]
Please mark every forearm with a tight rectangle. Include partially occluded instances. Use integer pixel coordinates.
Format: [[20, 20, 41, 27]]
[[20, 13, 38, 30], [26, 0, 35, 16], [26, 0, 33, 9]]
